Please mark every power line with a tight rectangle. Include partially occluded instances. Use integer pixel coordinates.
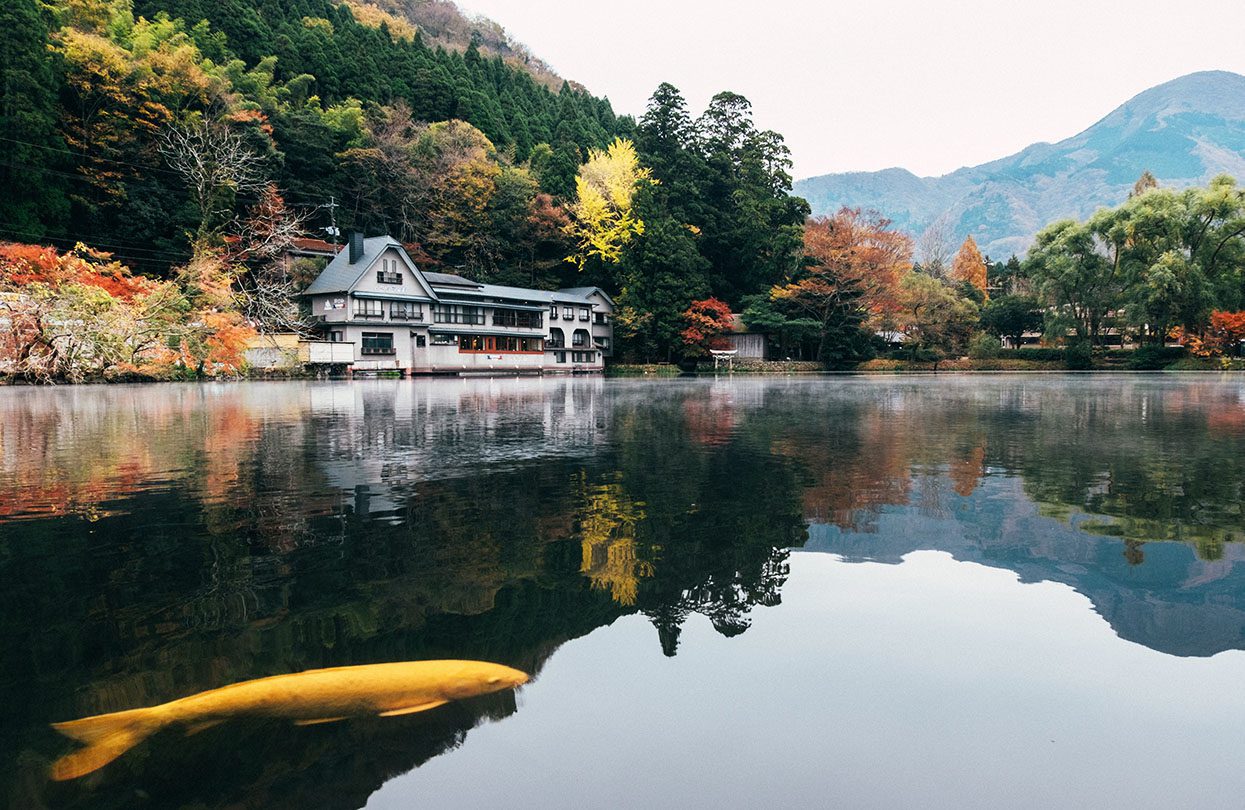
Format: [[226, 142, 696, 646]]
[[0, 225, 190, 260], [0, 135, 340, 209]]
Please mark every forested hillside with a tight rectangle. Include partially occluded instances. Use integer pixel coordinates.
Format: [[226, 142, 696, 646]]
[[0, 0, 626, 274]]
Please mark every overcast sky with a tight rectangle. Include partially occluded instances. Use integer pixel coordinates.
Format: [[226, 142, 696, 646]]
[[458, 0, 1245, 180]]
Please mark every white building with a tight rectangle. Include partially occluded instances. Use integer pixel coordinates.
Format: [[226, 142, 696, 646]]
[[303, 234, 613, 374]]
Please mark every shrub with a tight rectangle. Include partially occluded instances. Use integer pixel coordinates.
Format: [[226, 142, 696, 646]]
[[1127, 345, 1187, 370], [1064, 341, 1094, 370], [998, 348, 1064, 362], [968, 332, 1002, 360]]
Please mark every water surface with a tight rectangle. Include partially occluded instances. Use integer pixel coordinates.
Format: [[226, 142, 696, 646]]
[[2, 375, 1244, 808]]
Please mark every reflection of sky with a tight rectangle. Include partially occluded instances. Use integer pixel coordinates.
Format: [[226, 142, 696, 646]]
[[369, 551, 1245, 809]]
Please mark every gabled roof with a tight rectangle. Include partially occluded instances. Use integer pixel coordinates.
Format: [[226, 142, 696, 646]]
[[557, 286, 616, 306], [303, 235, 614, 309], [304, 236, 433, 296]]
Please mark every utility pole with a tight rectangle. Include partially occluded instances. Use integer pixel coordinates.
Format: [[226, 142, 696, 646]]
[[323, 196, 340, 246]]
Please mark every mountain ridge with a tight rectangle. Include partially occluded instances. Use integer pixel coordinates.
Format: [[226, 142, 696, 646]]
[[795, 71, 1245, 258]]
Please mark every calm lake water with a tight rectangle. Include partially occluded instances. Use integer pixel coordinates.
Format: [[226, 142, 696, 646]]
[[3, 375, 1245, 808]]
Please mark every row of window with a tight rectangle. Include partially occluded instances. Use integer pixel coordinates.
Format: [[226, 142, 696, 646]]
[[343, 299, 610, 332], [547, 328, 592, 348], [551, 351, 600, 364], [549, 305, 607, 323], [492, 309, 544, 329], [431, 304, 485, 325], [457, 335, 544, 354], [354, 300, 424, 320], [339, 332, 603, 363]]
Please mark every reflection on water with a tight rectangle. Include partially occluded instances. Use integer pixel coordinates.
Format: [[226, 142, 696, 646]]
[[1, 375, 1244, 808]]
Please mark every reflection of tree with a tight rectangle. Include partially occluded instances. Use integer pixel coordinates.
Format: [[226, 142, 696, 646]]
[[2, 380, 812, 806], [577, 472, 650, 606]]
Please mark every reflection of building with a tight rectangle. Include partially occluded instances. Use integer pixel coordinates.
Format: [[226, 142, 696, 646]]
[[303, 234, 613, 374]]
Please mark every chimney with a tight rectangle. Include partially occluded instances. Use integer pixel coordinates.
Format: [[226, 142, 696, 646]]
[[348, 232, 365, 264]]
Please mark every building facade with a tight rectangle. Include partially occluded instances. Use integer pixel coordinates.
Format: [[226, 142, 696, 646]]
[[303, 234, 613, 374]]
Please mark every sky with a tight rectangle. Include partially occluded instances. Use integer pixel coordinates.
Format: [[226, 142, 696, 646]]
[[457, 0, 1245, 180]]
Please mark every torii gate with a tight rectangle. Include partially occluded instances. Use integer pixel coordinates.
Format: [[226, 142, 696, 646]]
[[709, 348, 737, 372]]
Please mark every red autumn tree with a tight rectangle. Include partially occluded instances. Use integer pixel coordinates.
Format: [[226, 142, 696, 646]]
[[681, 297, 734, 357]]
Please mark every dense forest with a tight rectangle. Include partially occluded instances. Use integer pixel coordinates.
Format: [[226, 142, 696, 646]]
[[0, 0, 626, 268]]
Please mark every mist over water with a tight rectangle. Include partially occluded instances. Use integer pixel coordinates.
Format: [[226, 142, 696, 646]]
[[3, 375, 1245, 808]]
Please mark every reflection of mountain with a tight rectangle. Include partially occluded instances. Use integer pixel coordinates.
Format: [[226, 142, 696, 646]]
[[804, 474, 1245, 658]]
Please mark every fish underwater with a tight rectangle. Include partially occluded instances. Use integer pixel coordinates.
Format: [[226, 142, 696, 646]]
[[49, 659, 529, 781]]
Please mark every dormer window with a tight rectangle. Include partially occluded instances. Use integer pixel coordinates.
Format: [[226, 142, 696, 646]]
[[377, 258, 402, 285]]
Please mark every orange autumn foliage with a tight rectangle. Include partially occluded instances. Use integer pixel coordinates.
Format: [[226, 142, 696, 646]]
[[951, 236, 987, 296], [1173, 310, 1245, 357], [774, 209, 910, 328], [0, 242, 161, 301]]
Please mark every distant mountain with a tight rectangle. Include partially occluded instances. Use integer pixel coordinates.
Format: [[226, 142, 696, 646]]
[[794, 71, 1245, 258]]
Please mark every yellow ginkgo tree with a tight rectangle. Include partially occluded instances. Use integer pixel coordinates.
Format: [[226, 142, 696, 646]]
[[565, 138, 654, 270]]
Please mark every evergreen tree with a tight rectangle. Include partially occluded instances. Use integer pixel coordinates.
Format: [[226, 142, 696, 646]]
[[0, 0, 69, 239]]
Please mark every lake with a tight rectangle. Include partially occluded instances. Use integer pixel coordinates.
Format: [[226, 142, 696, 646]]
[[3, 374, 1245, 808]]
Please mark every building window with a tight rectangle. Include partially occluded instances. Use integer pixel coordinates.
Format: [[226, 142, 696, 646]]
[[548, 327, 565, 348], [594, 312, 608, 325], [354, 299, 384, 319], [456, 335, 543, 353], [572, 329, 589, 347], [555, 351, 566, 363], [572, 351, 597, 363], [377, 258, 402, 285], [563, 306, 574, 320], [430, 333, 456, 346], [492, 309, 543, 329], [579, 307, 590, 321], [328, 330, 344, 342], [550, 305, 559, 320], [361, 332, 395, 355], [389, 301, 422, 320], [432, 304, 485, 325], [415, 335, 427, 347], [598, 336, 610, 349]]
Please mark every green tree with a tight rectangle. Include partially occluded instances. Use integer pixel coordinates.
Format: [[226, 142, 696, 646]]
[[980, 294, 1043, 348], [0, 0, 69, 239], [613, 188, 708, 362]]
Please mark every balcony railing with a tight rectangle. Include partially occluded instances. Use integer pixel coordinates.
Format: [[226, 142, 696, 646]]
[[360, 346, 396, 355], [390, 310, 425, 322], [354, 311, 385, 319], [377, 271, 403, 284]]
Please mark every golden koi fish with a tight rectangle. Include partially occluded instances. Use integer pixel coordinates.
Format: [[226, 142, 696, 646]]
[[50, 659, 528, 781]]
